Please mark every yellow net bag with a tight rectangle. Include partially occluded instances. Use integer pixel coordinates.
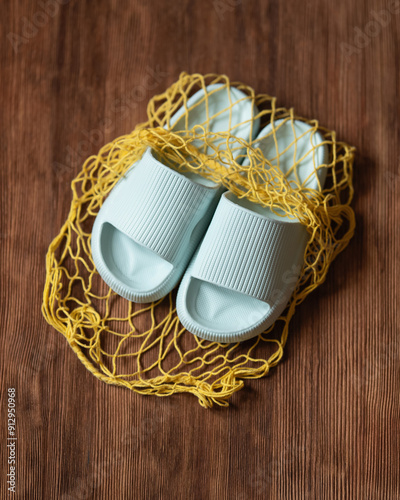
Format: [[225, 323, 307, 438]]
[[42, 73, 355, 408]]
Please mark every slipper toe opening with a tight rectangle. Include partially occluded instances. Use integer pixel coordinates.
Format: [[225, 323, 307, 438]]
[[182, 277, 272, 336], [99, 222, 174, 293]]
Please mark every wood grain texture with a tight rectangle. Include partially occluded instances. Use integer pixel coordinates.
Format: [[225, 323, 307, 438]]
[[1, 0, 399, 498]]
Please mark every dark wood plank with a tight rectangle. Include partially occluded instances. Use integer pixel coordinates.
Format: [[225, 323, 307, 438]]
[[1, 0, 399, 498]]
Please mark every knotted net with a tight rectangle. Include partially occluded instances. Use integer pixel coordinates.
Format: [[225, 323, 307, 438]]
[[42, 73, 355, 407]]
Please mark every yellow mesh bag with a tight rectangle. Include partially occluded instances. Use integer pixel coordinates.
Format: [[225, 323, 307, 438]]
[[42, 73, 355, 408]]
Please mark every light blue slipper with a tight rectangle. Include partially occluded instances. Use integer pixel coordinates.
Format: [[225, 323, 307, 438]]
[[176, 119, 328, 342], [91, 84, 260, 303]]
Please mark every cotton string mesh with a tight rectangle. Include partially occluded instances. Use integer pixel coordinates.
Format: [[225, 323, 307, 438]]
[[42, 73, 355, 408]]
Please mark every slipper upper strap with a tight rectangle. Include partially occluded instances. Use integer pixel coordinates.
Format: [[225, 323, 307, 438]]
[[190, 193, 308, 304], [102, 148, 220, 265]]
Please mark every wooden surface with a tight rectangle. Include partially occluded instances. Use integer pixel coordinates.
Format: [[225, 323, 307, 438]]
[[1, 0, 399, 498]]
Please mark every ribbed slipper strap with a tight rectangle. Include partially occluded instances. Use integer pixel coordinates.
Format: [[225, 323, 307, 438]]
[[190, 193, 308, 304], [103, 148, 220, 265]]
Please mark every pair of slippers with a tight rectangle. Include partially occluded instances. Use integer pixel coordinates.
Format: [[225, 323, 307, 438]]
[[91, 84, 328, 343]]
